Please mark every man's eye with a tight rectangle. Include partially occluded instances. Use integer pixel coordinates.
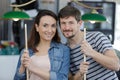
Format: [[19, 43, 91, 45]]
[[61, 22, 65, 25], [69, 22, 74, 25]]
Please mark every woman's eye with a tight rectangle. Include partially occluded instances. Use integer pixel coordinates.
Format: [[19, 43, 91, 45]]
[[52, 24, 56, 28], [43, 24, 47, 27]]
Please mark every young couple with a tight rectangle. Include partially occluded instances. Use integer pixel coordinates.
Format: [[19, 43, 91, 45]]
[[14, 5, 119, 80]]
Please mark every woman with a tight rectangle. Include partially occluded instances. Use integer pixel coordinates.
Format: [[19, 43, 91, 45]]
[[14, 10, 70, 80]]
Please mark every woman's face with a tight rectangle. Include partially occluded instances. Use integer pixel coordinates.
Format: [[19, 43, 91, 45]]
[[35, 15, 57, 41]]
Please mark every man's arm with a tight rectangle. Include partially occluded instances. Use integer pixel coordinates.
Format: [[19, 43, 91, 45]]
[[81, 40, 119, 71], [90, 49, 119, 71]]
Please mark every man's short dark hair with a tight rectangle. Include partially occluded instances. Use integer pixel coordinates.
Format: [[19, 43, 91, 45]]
[[58, 5, 81, 22]]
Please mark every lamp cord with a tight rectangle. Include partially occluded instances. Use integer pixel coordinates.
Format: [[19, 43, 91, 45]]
[[72, 0, 103, 10], [10, 0, 36, 8]]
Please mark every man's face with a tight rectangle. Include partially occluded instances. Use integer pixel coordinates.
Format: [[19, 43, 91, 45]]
[[60, 16, 81, 39]]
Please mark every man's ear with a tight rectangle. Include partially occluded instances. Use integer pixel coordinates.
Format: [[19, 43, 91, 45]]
[[78, 20, 83, 26]]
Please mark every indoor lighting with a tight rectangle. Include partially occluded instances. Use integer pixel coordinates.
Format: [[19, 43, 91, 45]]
[[2, 0, 36, 21]]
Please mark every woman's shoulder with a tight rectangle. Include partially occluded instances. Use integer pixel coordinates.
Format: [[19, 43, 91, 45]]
[[52, 42, 70, 49], [57, 42, 69, 48]]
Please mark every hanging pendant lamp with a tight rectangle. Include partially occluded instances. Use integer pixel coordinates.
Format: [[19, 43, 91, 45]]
[[81, 9, 106, 23], [2, 10, 30, 21], [2, 0, 36, 21], [72, 0, 107, 23]]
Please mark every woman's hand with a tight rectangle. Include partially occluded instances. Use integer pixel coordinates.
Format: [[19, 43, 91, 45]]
[[19, 50, 30, 74], [21, 50, 36, 72], [21, 50, 29, 67]]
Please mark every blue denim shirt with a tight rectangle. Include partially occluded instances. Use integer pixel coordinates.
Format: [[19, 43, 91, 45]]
[[14, 42, 70, 80]]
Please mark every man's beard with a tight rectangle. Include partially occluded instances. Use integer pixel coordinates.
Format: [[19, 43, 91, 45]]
[[64, 33, 75, 39], [67, 34, 75, 39], [63, 30, 75, 39]]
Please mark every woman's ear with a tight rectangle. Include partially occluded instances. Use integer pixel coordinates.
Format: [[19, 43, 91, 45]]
[[35, 24, 39, 32]]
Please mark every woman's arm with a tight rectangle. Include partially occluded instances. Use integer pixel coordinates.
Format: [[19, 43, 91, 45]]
[[55, 46, 70, 80], [14, 50, 26, 80], [61, 46, 70, 79]]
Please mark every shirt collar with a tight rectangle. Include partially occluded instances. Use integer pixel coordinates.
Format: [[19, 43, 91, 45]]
[[50, 41, 59, 49]]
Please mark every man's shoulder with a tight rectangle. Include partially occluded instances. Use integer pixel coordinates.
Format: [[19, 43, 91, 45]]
[[86, 31, 104, 38], [87, 31, 102, 35]]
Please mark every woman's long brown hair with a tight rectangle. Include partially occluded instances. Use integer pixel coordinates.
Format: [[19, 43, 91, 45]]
[[28, 10, 60, 52]]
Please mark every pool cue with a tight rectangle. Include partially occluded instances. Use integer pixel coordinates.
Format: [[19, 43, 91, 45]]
[[25, 24, 29, 80], [84, 28, 86, 80]]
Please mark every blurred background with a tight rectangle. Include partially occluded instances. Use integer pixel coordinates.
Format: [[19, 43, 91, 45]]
[[0, 0, 120, 80]]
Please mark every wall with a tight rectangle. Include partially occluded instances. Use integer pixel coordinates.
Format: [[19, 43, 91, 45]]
[[0, 55, 19, 80], [0, 0, 10, 17]]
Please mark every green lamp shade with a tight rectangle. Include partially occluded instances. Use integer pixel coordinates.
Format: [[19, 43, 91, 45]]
[[81, 13, 106, 22], [2, 11, 30, 20]]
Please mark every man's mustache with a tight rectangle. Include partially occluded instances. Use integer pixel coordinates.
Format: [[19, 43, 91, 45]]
[[63, 30, 73, 32]]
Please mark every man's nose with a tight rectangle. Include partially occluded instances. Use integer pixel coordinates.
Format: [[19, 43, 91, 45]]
[[65, 23, 70, 29]]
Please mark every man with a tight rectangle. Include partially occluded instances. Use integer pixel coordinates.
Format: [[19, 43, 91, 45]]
[[58, 5, 119, 80]]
